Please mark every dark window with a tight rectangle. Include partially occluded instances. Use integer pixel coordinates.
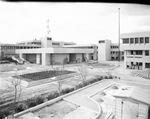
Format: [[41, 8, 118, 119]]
[[136, 50, 142, 55], [47, 37, 52, 40], [140, 37, 144, 43], [122, 38, 129, 44], [145, 50, 149, 56], [135, 38, 138, 44], [145, 63, 150, 68], [99, 40, 105, 43], [145, 37, 149, 43], [130, 38, 134, 44], [131, 51, 133, 55]]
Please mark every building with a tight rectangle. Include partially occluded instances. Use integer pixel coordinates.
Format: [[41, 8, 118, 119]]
[[121, 31, 150, 70], [98, 39, 124, 63], [0, 37, 97, 65]]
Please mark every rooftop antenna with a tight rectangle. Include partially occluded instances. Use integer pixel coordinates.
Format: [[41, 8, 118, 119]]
[[46, 18, 50, 36]]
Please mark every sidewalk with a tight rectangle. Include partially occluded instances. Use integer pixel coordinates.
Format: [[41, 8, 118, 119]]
[[63, 80, 114, 112]]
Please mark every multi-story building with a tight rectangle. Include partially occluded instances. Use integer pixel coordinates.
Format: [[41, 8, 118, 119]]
[[98, 39, 124, 62], [121, 31, 150, 70], [0, 37, 97, 65]]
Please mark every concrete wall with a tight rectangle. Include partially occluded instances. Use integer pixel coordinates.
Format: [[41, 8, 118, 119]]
[[98, 40, 111, 62], [40, 37, 52, 48]]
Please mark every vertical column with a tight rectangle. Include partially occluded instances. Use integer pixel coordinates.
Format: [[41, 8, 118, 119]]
[[124, 51, 127, 69], [36, 54, 40, 64], [42, 53, 51, 65], [86, 53, 90, 60], [42, 53, 46, 65], [142, 62, 145, 70], [19, 53, 23, 58]]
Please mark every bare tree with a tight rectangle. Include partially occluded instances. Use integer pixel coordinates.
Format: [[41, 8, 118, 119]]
[[55, 67, 64, 96], [77, 64, 88, 84], [7, 73, 23, 104], [62, 57, 68, 70]]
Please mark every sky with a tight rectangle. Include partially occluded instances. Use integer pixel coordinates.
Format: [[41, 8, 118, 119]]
[[0, 2, 150, 44]]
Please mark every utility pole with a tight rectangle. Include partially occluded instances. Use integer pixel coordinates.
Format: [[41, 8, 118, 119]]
[[118, 8, 120, 62]]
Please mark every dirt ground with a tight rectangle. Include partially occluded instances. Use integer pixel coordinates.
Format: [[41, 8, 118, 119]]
[[33, 100, 79, 119], [0, 62, 113, 105]]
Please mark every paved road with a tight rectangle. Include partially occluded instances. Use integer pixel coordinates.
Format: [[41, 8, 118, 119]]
[[63, 80, 114, 113]]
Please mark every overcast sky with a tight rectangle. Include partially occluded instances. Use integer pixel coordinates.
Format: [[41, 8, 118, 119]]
[[0, 2, 150, 44]]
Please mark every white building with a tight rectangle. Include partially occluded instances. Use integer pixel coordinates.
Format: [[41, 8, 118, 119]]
[[121, 31, 150, 70], [98, 39, 124, 63], [0, 37, 97, 65]]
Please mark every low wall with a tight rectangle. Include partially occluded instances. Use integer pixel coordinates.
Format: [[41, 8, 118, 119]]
[[22, 73, 79, 87]]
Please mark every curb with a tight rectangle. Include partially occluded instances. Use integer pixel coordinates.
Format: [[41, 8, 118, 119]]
[[14, 79, 109, 118]]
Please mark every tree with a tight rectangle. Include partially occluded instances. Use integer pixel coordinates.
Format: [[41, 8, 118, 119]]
[[77, 64, 88, 84], [55, 67, 64, 96], [7, 73, 23, 104], [62, 57, 68, 70]]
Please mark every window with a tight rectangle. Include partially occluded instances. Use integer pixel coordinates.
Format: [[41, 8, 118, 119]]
[[99, 40, 105, 43], [145, 63, 150, 68], [122, 38, 129, 44], [130, 38, 134, 44], [131, 51, 133, 55], [140, 37, 144, 43], [136, 50, 142, 55], [145, 50, 149, 56], [47, 37, 52, 40], [145, 37, 149, 43], [135, 38, 138, 44]]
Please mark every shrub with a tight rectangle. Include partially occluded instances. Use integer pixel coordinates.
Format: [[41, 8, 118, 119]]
[[26, 98, 37, 108], [15, 103, 28, 113], [0, 110, 6, 119], [75, 83, 84, 90], [62, 88, 71, 94], [35, 96, 44, 105], [69, 87, 74, 92]]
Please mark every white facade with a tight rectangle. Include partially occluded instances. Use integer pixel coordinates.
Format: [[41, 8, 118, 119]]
[[98, 39, 124, 63], [14, 37, 96, 65], [121, 31, 150, 70]]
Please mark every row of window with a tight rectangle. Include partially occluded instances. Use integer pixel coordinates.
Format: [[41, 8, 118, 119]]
[[111, 46, 119, 49], [1, 46, 41, 50], [122, 37, 149, 44], [128, 50, 149, 56], [27, 42, 41, 45], [111, 51, 124, 54]]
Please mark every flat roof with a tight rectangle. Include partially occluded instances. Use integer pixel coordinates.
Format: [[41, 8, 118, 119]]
[[121, 31, 150, 38], [62, 44, 97, 48], [113, 86, 150, 105]]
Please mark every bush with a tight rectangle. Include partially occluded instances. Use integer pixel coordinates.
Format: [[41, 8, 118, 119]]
[[0, 110, 6, 119], [61, 88, 70, 94], [47, 91, 59, 101], [36, 96, 44, 105], [15, 103, 28, 113], [26, 98, 38, 108]]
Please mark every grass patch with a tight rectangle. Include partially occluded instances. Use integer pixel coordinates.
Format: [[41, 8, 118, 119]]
[[14, 70, 75, 82]]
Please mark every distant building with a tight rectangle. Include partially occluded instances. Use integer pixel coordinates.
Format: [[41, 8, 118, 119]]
[[0, 37, 97, 65], [98, 39, 124, 63], [121, 31, 150, 70]]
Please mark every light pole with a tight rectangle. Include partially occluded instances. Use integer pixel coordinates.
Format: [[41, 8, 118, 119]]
[[118, 8, 120, 63]]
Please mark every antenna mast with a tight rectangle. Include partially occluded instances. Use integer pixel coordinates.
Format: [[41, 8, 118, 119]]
[[46, 18, 50, 36]]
